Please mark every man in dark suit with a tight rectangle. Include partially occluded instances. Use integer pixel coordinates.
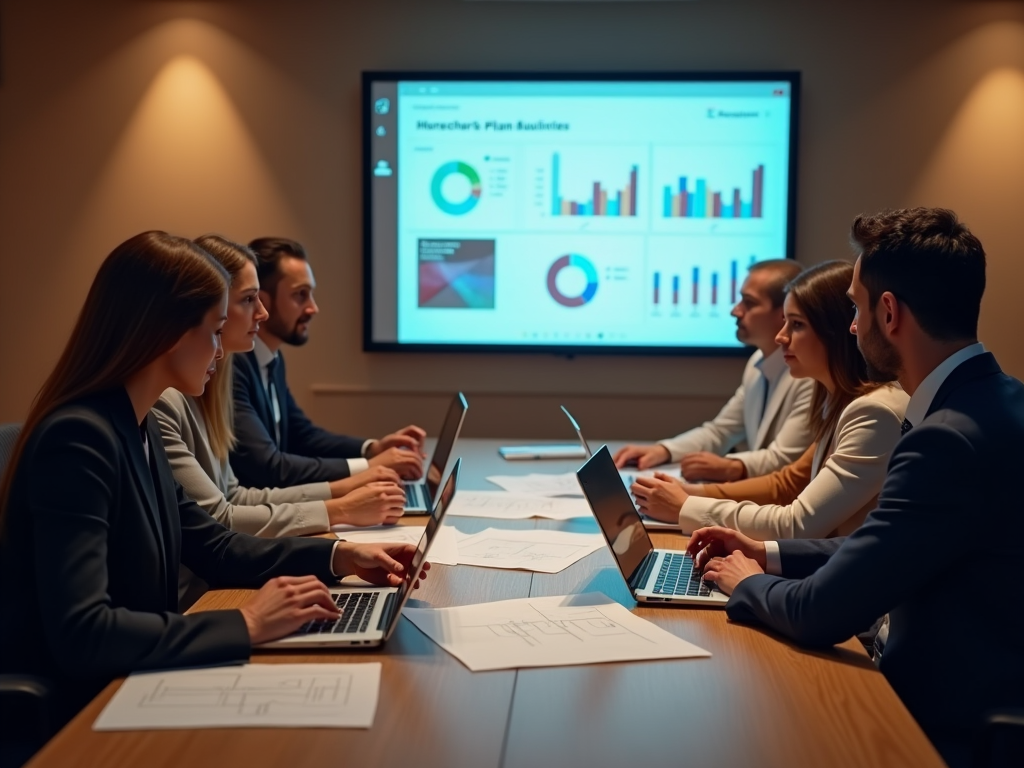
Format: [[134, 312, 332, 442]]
[[231, 237, 426, 487], [687, 208, 1024, 767]]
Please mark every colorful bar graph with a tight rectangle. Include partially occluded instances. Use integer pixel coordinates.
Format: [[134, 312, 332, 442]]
[[551, 153, 639, 217], [691, 267, 699, 306], [653, 272, 660, 305], [730, 260, 738, 304], [711, 272, 719, 305], [662, 165, 765, 219], [672, 275, 680, 306]]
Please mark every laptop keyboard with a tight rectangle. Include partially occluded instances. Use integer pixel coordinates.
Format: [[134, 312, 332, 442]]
[[405, 483, 425, 508], [652, 552, 712, 597], [298, 591, 379, 635]]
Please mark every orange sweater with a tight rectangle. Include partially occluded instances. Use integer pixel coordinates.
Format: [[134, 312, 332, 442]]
[[694, 442, 817, 505]]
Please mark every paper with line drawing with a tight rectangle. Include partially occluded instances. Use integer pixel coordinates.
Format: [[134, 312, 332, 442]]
[[93, 663, 381, 730], [455, 528, 604, 573], [402, 593, 710, 671], [447, 490, 592, 520]]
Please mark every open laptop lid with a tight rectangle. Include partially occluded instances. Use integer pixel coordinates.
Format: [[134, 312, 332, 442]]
[[560, 405, 593, 459], [383, 457, 461, 641], [424, 393, 469, 499], [576, 445, 655, 587]]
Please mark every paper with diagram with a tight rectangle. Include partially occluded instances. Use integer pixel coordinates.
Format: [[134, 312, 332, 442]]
[[455, 528, 604, 573], [447, 490, 592, 520], [486, 472, 583, 497], [93, 663, 382, 730], [333, 523, 460, 565], [402, 593, 710, 671]]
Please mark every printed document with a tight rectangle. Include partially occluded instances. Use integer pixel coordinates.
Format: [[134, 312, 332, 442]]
[[93, 663, 381, 730], [456, 528, 605, 573], [447, 490, 592, 520], [403, 593, 710, 671]]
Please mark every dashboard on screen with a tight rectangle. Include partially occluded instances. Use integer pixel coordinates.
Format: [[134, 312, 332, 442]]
[[364, 72, 800, 354]]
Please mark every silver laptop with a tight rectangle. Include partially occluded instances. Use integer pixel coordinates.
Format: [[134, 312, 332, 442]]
[[259, 459, 461, 649], [577, 446, 727, 607], [404, 392, 468, 513], [560, 405, 679, 530]]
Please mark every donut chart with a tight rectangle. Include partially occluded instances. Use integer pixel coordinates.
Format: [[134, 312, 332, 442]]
[[547, 254, 599, 307], [431, 161, 482, 215]]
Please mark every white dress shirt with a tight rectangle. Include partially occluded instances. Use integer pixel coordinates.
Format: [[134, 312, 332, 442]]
[[658, 348, 816, 478], [762, 342, 987, 574], [252, 336, 371, 474]]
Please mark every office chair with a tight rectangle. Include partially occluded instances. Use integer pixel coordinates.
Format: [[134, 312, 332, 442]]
[[0, 423, 55, 768]]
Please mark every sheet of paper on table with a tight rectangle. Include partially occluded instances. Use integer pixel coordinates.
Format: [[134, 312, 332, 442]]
[[446, 490, 592, 520], [333, 523, 460, 566], [455, 528, 605, 573], [93, 663, 381, 731], [485, 472, 583, 497], [403, 592, 711, 672]]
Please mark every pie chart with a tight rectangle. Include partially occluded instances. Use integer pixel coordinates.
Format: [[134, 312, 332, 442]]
[[547, 254, 599, 307], [431, 161, 482, 215]]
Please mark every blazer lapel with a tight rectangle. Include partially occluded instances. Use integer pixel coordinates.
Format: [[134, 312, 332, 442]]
[[270, 353, 289, 449], [147, 418, 181, 609], [239, 351, 276, 436], [108, 392, 168, 588]]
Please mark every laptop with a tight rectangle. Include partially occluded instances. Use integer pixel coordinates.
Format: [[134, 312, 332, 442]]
[[560, 405, 680, 531], [576, 446, 728, 607], [259, 459, 461, 649], [404, 392, 468, 513]]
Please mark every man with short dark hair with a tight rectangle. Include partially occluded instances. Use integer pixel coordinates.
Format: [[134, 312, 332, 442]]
[[614, 259, 814, 481], [231, 237, 427, 488], [689, 208, 1024, 767]]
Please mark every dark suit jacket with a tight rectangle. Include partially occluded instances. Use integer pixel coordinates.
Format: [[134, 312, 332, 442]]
[[0, 388, 337, 725], [726, 352, 1024, 760], [230, 350, 366, 487]]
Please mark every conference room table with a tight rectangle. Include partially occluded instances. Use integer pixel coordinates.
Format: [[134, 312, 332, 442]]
[[27, 439, 946, 768]]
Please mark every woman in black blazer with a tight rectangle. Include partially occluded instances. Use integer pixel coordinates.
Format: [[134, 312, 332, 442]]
[[0, 232, 427, 726]]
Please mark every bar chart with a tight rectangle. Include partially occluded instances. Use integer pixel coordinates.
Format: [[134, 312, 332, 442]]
[[550, 153, 639, 217], [650, 257, 755, 314], [662, 165, 764, 219]]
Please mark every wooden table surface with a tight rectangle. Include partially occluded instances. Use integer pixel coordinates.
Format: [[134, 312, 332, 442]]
[[26, 439, 946, 768]]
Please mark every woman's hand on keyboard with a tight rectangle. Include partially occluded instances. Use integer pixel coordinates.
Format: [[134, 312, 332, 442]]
[[631, 473, 688, 522], [327, 482, 406, 527], [328, 466, 402, 497], [333, 542, 431, 588], [240, 575, 340, 645]]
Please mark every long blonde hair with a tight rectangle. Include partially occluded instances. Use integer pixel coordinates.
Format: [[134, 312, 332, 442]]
[[191, 235, 260, 461], [0, 232, 228, 533]]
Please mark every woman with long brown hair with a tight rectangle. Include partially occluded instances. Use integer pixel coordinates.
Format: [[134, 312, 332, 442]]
[[0, 232, 427, 726], [152, 236, 406, 605], [633, 261, 909, 539]]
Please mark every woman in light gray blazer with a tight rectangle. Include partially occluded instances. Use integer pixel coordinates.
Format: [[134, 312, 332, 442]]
[[152, 237, 406, 605]]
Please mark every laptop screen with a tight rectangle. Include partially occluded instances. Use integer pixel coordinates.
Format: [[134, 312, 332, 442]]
[[576, 445, 654, 584], [560, 405, 593, 458], [384, 458, 461, 640], [424, 393, 468, 497]]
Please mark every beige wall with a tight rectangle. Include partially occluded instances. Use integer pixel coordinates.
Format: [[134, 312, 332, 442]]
[[1, 0, 1022, 439]]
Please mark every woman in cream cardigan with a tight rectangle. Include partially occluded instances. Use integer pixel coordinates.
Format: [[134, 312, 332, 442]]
[[153, 237, 406, 560], [633, 261, 908, 540]]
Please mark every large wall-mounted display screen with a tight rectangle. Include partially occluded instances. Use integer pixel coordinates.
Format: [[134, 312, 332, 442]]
[[364, 72, 799, 355]]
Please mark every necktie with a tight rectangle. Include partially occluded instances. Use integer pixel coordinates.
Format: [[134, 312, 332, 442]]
[[900, 418, 913, 436], [759, 373, 771, 424]]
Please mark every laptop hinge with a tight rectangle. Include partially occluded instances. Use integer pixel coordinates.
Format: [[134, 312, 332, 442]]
[[628, 551, 658, 591], [376, 590, 399, 632]]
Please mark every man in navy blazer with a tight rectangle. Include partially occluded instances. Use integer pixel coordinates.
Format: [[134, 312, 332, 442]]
[[231, 237, 426, 488], [689, 208, 1024, 767]]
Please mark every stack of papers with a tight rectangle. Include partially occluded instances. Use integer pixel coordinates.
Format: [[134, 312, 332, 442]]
[[94, 663, 382, 730], [403, 593, 710, 671], [485, 472, 583, 497]]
